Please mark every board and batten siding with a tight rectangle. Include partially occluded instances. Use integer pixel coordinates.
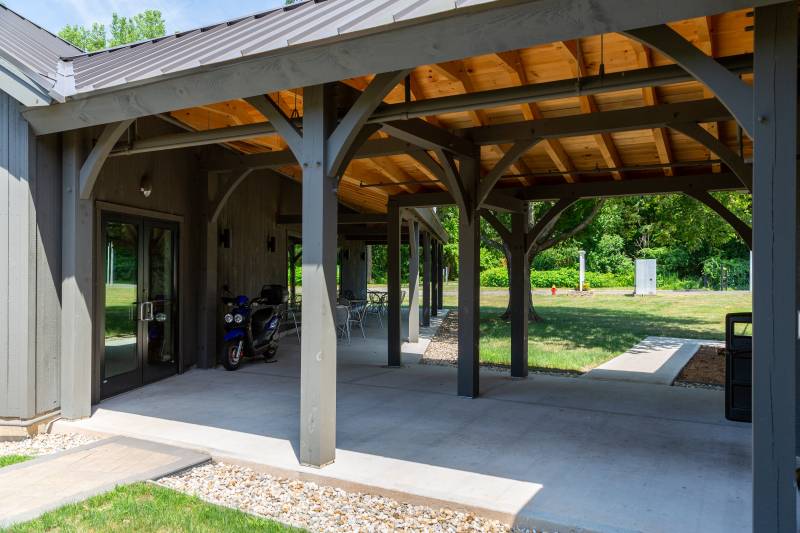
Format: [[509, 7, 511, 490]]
[[216, 171, 298, 301], [0, 91, 62, 420]]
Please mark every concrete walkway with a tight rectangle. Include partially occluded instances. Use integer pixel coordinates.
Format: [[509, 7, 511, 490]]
[[0, 436, 209, 527], [583, 336, 724, 385], [55, 319, 751, 533]]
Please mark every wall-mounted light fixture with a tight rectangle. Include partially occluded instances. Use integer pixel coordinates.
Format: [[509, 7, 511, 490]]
[[219, 228, 231, 249], [342, 249, 350, 260], [139, 174, 153, 198], [267, 235, 276, 253]]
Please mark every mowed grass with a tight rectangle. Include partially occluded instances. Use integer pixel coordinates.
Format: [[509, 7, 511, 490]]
[[7, 482, 303, 533], [442, 286, 751, 372], [0, 455, 32, 468]]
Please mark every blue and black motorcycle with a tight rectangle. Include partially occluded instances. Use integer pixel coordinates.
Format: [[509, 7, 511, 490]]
[[220, 284, 288, 371]]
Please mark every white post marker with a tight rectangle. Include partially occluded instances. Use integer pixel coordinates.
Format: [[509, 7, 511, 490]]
[[579, 250, 586, 291]]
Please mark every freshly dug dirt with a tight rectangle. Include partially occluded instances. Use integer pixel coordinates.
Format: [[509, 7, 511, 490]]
[[675, 345, 726, 386]]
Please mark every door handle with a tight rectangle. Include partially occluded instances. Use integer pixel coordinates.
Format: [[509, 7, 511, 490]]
[[139, 302, 154, 321]]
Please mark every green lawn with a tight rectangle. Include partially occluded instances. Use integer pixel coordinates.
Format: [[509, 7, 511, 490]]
[[6, 482, 302, 533], [0, 455, 32, 468], [443, 287, 751, 372]]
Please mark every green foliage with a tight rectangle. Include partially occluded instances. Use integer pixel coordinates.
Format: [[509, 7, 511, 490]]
[[702, 256, 750, 290], [479, 266, 633, 289], [587, 234, 632, 275], [440, 190, 751, 289], [59, 10, 166, 52]]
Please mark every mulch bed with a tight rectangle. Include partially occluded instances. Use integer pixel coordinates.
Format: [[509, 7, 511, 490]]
[[675, 345, 726, 386]]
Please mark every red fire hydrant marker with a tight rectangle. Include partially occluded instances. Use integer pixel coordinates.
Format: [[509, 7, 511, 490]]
[[551, 285, 557, 296]]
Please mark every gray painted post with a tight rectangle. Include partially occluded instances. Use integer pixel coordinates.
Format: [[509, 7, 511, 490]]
[[437, 242, 444, 310], [422, 231, 431, 327], [299, 84, 338, 468], [510, 207, 530, 378], [61, 131, 93, 419], [387, 203, 402, 366], [199, 172, 218, 369], [407, 220, 420, 343], [458, 157, 481, 397], [431, 239, 439, 317], [752, 3, 797, 532], [340, 240, 367, 300]]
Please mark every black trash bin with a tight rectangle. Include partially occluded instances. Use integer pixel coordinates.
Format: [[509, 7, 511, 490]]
[[725, 312, 752, 422]]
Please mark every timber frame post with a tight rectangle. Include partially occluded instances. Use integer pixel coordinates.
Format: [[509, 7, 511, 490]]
[[253, 72, 407, 467], [408, 219, 420, 343], [751, 3, 798, 531], [422, 230, 431, 327], [437, 242, 444, 310], [431, 237, 439, 318], [387, 202, 402, 367], [509, 205, 530, 378], [61, 131, 94, 419], [458, 154, 481, 397]]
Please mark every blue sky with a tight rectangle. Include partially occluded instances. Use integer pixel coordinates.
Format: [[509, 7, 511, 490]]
[[4, 0, 287, 36]]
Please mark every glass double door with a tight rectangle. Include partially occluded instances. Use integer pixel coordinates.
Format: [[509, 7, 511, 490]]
[[101, 214, 179, 399]]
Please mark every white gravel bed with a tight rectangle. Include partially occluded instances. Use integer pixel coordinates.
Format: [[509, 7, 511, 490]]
[[0, 432, 99, 457], [159, 462, 545, 533]]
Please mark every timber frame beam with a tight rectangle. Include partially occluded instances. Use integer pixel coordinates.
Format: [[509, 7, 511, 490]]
[[624, 25, 754, 137], [391, 173, 744, 207]]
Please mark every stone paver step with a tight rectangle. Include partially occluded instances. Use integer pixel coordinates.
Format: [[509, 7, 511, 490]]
[[0, 435, 209, 527]]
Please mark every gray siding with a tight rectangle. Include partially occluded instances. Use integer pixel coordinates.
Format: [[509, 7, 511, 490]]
[[217, 171, 297, 299], [0, 92, 61, 419]]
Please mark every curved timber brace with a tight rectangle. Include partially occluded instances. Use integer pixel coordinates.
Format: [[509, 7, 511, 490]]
[[80, 119, 134, 200], [624, 25, 754, 137], [668, 121, 752, 191], [685, 189, 752, 249]]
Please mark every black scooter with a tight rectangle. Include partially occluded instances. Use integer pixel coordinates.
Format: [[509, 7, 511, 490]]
[[220, 284, 288, 371]]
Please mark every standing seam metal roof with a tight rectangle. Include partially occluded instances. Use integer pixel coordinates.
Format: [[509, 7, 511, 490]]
[[59, 0, 499, 97], [0, 4, 81, 93]]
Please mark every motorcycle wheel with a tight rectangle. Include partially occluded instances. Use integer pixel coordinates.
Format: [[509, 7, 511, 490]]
[[221, 340, 243, 371], [264, 345, 278, 362]]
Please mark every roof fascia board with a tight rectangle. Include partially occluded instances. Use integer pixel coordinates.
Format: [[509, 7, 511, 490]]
[[0, 57, 52, 107], [23, 0, 769, 134]]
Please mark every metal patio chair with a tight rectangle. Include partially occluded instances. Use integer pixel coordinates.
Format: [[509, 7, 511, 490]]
[[348, 298, 368, 338], [335, 304, 350, 344]]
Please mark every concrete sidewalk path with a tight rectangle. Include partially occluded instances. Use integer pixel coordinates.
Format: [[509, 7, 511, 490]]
[[583, 336, 724, 385], [0, 436, 209, 527]]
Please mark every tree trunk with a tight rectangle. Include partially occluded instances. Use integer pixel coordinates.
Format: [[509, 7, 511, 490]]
[[499, 257, 542, 322]]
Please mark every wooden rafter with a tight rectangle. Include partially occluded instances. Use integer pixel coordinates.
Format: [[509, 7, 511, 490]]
[[495, 50, 577, 183], [560, 40, 624, 180], [630, 41, 675, 176], [695, 15, 722, 172], [430, 60, 530, 185]]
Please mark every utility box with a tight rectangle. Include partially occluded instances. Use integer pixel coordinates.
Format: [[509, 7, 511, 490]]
[[634, 259, 657, 295], [725, 312, 752, 423]]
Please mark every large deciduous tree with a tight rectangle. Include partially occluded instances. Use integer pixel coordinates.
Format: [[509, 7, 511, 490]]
[[59, 10, 166, 52], [481, 199, 605, 321]]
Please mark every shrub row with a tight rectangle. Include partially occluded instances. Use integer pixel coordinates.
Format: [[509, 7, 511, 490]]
[[480, 267, 634, 288]]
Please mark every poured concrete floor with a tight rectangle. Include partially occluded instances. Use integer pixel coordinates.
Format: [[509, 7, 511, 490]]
[[56, 316, 752, 532]]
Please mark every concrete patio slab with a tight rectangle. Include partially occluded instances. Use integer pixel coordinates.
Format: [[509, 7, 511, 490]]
[[54, 321, 751, 533], [582, 336, 724, 385], [0, 436, 209, 527]]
